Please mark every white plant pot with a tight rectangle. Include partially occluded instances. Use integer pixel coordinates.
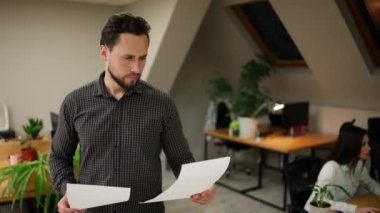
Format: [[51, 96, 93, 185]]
[[309, 204, 331, 213], [238, 117, 258, 138]]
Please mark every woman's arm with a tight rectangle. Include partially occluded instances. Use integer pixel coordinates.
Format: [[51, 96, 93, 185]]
[[358, 165, 380, 195]]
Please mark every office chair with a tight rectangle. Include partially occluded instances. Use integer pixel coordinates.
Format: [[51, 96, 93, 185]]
[[214, 102, 253, 176], [50, 112, 59, 138], [0, 101, 15, 139], [284, 156, 324, 213], [0, 101, 9, 131], [368, 117, 380, 183]]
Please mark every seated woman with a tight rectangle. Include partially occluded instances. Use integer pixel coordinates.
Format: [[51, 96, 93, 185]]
[[304, 120, 380, 213]]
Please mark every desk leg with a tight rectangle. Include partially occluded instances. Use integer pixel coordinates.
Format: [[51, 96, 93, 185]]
[[204, 136, 208, 160], [258, 149, 266, 188], [282, 153, 289, 211], [240, 148, 264, 193]]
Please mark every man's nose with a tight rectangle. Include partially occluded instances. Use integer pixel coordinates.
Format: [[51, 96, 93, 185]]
[[131, 61, 143, 73]]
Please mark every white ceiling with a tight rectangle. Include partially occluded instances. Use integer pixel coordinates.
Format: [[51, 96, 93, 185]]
[[62, 0, 138, 6]]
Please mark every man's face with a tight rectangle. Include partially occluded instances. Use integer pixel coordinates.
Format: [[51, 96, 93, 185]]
[[101, 33, 149, 90]]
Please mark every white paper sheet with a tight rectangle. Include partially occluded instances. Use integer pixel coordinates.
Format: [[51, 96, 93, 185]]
[[67, 184, 131, 209], [141, 156, 230, 203]]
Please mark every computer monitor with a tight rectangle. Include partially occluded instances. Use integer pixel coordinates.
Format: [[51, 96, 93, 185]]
[[281, 102, 309, 128]]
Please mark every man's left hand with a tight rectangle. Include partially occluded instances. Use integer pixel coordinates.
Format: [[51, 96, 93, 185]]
[[191, 185, 217, 205]]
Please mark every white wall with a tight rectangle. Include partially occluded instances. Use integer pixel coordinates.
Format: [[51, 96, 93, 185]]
[[309, 105, 380, 134], [124, 0, 211, 93], [171, 0, 380, 160], [147, 0, 211, 93], [122, 0, 178, 83], [267, 0, 380, 110], [0, 0, 120, 133], [171, 0, 254, 160]]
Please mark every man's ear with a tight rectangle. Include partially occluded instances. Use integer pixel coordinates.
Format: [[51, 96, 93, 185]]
[[100, 45, 109, 61]]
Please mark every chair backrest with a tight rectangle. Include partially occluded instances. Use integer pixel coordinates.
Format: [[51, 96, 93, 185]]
[[50, 112, 59, 138], [0, 101, 9, 131], [215, 102, 231, 128], [284, 156, 324, 213], [368, 117, 380, 182]]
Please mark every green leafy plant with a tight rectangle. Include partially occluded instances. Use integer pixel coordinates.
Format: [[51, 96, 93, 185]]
[[0, 153, 60, 213], [205, 77, 233, 102], [205, 53, 276, 118], [22, 118, 44, 140], [229, 119, 240, 136], [311, 183, 351, 208], [20, 118, 44, 161], [0, 145, 80, 212], [73, 145, 81, 178]]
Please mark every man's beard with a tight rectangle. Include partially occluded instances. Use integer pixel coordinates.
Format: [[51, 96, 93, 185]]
[[107, 67, 140, 91]]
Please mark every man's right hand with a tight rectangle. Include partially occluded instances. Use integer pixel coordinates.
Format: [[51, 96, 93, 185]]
[[58, 194, 86, 213]]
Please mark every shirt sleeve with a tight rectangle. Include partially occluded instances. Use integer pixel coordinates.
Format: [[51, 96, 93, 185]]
[[304, 161, 357, 213], [358, 165, 380, 195], [160, 99, 195, 178], [49, 95, 79, 194]]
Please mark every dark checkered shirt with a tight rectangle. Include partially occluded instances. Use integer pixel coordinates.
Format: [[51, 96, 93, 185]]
[[49, 72, 195, 213]]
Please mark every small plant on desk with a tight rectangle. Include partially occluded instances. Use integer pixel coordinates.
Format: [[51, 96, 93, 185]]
[[309, 183, 351, 213], [20, 117, 44, 161]]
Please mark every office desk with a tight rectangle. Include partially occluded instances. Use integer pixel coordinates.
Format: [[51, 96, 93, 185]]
[[204, 128, 336, 210], [0, 140, 51, 203], [347, 194, 380, 208]]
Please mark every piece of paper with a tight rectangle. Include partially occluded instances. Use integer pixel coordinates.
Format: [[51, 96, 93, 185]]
[[141, 156, 230, 203], [67, 184, 131, 209]]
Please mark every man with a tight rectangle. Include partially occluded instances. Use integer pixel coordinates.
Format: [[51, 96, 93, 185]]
[[50, 12, 216, 213]]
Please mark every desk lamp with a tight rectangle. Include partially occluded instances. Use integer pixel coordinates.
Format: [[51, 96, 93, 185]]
[[252, 101, 284, 117]]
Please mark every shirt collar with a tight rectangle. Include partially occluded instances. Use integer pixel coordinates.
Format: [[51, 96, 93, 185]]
[[94, 71, 143, 98]]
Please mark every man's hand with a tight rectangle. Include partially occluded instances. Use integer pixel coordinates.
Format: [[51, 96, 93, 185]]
[[58, 194, 86, 213], [355, 207, 380, 213], [191, 185, 217, 205]]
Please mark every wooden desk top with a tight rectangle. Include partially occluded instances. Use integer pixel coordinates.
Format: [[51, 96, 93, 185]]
[[0, 140, 51, 162], [204, 128, 337, 154], [347, 194, 380, 208], [0, 160, 9, 168]]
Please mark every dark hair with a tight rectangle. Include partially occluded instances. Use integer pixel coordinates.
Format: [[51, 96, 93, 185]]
[[100, 12, 151, 50], [328, 119, 368, 171]]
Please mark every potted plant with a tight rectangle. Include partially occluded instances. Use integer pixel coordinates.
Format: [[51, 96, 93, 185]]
[[21, 118, 44, 161], [0, 145, 80, 212], [0, 153, 60, 213], [309, 183, 351, 213], [205, 53, 276, 137]]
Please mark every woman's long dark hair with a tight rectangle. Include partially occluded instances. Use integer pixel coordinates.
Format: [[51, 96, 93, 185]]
[[328, 120, 368, 172]]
